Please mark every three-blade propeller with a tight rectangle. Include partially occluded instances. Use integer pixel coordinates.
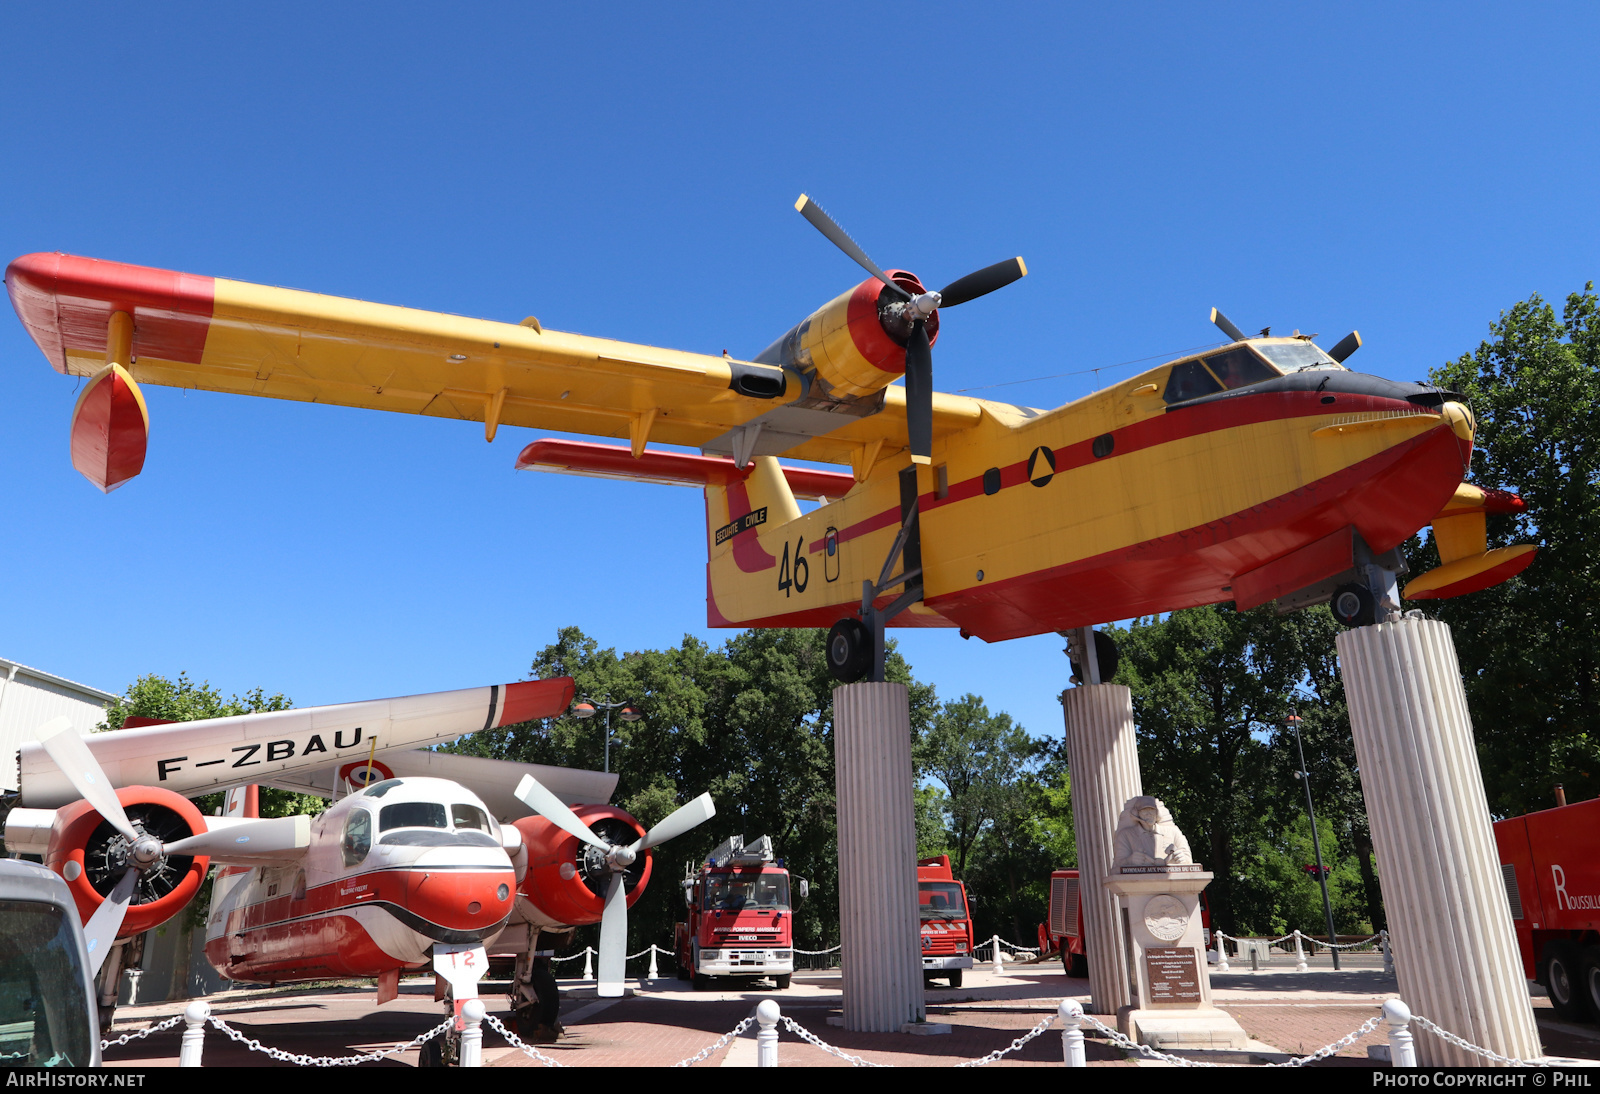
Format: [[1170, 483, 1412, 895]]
[[794, 194, 1027, 464], [34, 716, 312, 973], [513, 773, 715, 998]]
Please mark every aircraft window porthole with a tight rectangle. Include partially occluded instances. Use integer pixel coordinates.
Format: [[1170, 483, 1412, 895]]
[[1092, 434, 1115, 459], [982, 468, 1002, 496]]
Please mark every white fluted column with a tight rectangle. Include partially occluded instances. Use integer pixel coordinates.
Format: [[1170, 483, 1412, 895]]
[[1338, 617, 1541, 1067], [1061, 683, 1142, 1016], [834, 682, 924, 1032]]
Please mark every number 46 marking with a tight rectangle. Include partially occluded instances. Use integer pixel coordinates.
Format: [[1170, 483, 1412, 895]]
[[778, 536, 808, 596]]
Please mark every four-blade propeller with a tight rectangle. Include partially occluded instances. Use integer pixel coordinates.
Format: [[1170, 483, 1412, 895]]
[[514, 773, 715, 997], [34, 716, 311, 973], [795, 194, 1027, 464]]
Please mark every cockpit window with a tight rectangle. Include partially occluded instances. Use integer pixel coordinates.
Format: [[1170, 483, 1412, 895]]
[[451, 804, 490, 832], [363, 779, 404, 798], [341, 809, 372, 867], [1203, 347, 1279, 389], [1255, 341, 1338, 372], [379, 802, 448, 831], [1162, 360, 1224, 404]]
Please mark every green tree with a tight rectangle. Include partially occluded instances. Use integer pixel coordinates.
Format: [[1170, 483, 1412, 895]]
[[1418, 283, 1600, 816]]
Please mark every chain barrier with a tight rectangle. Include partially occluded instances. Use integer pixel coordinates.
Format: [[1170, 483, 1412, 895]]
[[550, 952, 586, 963], [671, 1016, 755, 1067], [1409, 1015, 1547, 1068], [793, 944, 842, 954], [778, 1015, 886, 1067], [100, 1013, 184, 1050], [205, 1013, 453, 1066], [1078, 1013, 1218, 1067], [954, 1012, 1057, 1067], [483, 1012, 569, 1067], [1213, 930, 1383, 952]]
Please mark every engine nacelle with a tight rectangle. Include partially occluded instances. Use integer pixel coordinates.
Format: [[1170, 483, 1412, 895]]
[[44, 786, 210, 939], [755, 270, 940, 399], [514, 805, 652, 928]]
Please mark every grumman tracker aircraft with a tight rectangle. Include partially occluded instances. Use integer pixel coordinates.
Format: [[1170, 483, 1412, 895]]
[[3, 678, 715, 1047], [5, 197, 1537, 681]]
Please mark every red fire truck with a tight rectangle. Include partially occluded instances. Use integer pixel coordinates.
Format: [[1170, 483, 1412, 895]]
[[675, 835, 801, 990], [1494, 795, 1600, 1021], [1037, 868, 1090, 977], [919, 855, 974, 987]]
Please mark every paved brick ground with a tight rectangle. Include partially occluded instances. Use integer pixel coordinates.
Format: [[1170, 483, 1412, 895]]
[[100, 964, 1600, 1068]]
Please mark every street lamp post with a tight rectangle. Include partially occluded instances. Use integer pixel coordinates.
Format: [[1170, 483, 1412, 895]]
[[1289, 712, 1341, 970], [572, 698, 642, 774]]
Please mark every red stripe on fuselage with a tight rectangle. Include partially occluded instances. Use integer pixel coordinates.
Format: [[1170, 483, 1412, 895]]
[[5, 253, 214, 371]]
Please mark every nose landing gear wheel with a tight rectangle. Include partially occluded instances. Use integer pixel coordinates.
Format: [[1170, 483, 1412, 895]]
[[1330, 583, 1377, 628]]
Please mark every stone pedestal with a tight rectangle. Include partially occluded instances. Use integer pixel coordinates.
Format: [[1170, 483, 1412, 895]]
[[833, 682, 924, 1032], [1338, 617, 1542, 1066], [1106, 868, 1248, 1050], [1061, 684, 1143, 1015]]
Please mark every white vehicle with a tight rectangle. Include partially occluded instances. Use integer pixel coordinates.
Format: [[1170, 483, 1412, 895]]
[[0, 859, 100, 1067]]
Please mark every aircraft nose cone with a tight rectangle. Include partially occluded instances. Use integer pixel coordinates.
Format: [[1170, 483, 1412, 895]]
[[1440, 400, 1475, 443]]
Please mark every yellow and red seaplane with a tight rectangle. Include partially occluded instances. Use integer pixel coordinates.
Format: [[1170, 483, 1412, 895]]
[[5, 196, 1535, 681]]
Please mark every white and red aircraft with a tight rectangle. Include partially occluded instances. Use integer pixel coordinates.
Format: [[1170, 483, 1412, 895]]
[[3, 677, 715, 1043]]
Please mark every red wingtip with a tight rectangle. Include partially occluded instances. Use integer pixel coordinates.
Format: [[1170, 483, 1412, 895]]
[[497, 677, 577, 726], [1480, 488, 1528, 514]]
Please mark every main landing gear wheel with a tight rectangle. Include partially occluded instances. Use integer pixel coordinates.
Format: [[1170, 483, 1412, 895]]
[[1330, 582, 1377, 628], [1069, 630, 1120, 683], [827, 618, 872, 684]]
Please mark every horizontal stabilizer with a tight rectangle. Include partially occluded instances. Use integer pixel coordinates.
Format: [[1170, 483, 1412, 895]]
[[1404, 544, 1537, 600], [1405, 482, 1536, 599], [516, 439, 856, 501]]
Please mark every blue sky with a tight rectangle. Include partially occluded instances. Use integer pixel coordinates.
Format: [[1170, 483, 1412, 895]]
[[2, 5, 1596, 744]]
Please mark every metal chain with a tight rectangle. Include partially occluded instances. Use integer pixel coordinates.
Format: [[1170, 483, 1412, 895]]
[[550, 952, 586, 962], [1269, 1014, 1383, 1067], [778, 1016, 886, 1067], [1213, 930, 1382, 951], [1079, 1013, 1218, 1067], [100, 1013, 184, 1050], [954, 1012, 1056, 1067], [1410, 1015, 1548, 1068], [206, 1013, 453, 1066], [672, 1016, 755, 1067], [793, 945, 842, 954], [483, 1013, 568, 1067]]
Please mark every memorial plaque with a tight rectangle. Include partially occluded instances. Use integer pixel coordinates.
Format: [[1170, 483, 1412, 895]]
[[1143, 947, 1202, 1004]]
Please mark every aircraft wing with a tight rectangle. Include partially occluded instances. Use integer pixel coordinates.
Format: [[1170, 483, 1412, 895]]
[[261, 749, 618, 817], [6, 253, 984, 468], [15, 678, 574, 807]]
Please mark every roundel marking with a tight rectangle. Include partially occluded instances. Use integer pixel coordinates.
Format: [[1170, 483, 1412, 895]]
[[1028, 446, 1057, 488]]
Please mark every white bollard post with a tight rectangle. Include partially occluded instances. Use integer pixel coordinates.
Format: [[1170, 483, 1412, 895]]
[[1381, 929, 1394, 976], [991, 934, 1004, 976], [1293, 929, 1308, 972], [1384, 998, 1416, 1067], [756, 999, 780, 1067], [582, 946, 594, 981], [1059, 998, 1086, 1067], [1215, 932, 1230, 973], [178, 1000, 209, 1067], [648, 944, 659, 981], [459, 998, 485, 1068]]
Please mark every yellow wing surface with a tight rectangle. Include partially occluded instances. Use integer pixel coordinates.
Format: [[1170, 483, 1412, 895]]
[[5, 252, 980, 467]]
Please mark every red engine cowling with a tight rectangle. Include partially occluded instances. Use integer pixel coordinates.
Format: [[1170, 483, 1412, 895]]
[[45, 786, 211, 939], [515, 805, 653, 927]]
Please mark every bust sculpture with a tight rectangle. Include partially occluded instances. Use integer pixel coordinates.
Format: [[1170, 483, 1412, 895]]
[[1111, 796, 1194, 870]]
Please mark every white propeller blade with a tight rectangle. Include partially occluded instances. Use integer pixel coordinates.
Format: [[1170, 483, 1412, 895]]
[[513, 774, 609, 850], [595, 870, 630, 998], [165, 814, 311, 858], [82, 869, 139, 976], [630, 792, 716, 854], [35, 717, 138, 842]]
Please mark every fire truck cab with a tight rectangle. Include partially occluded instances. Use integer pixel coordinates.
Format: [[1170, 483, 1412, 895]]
[[675, 835, 800, 990], [918, 855, 974, 987]]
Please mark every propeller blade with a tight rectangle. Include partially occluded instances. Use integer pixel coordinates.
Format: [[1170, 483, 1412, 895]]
[[595, 870, 630, 998], [165, 814, 311, 858], [1328, 331, 1362, 363], [1210, 307, 1247, 343], [631, 792, 717, 854], [82, 868, 139, 976], [794, 194, 910, 301], [35, 717, 138, 843], [513, 774, 609, 851], [937, 257, 1027, 309], [905, 320, 934, 465]]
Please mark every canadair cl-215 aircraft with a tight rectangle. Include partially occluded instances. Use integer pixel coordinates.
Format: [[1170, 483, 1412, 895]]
[[3, 678, 716, 1046], [5, 197, 1536, 681]]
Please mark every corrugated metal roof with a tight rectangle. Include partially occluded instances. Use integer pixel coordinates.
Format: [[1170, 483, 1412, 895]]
[[0, 657, 118, 703]]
